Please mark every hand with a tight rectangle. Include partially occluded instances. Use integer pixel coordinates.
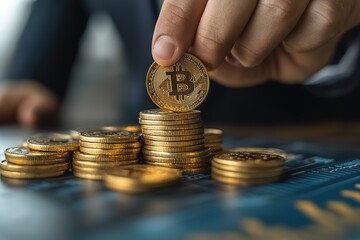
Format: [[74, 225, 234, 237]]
[[0, 81, 59, 128], [152, 0, 360, 87]]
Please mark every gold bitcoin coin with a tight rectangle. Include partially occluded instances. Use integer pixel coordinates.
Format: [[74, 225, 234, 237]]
[[142, 134, 204, 142], [140, 109, 201, 121], [80, 130, 140, 143], [141, 128, 203, 137], [80, 141, 141, 149], [27, 134, 79, 152], [143, 148, 211, 158], [72, 158, 138, 168], [142, 154, 211, 163], [1, 169, 66, 179], [74, 151, 138, 162], [4, 147, 69, 161], [213, 152, 286, 168], [139, 118, 200, 126], [1, 160, 69, 173], [79, 146, 141, 155], [211, 166, 282, 179], [141, 122, 203, 131], [212, 173, 281, 185], [101, 125, 141, 133], [146, 53, 209, 112], [142, 144, 205, 153], [104, 165, 181, 192], [142, 139, 204, 147]]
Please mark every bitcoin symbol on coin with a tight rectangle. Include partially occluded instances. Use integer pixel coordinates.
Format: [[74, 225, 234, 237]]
[[166, 65, 194, 101]]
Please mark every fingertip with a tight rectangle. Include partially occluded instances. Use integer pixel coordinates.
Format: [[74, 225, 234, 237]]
[[152, 35, 180, 66]]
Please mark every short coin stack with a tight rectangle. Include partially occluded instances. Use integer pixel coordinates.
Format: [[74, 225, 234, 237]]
[[1, 133, 77, 179], [104, 164, 181, 193], [73, 129, 141, 180], [140, 109, 211, 174], [212, 147, 286, 185], [204, 128, 223, 156]]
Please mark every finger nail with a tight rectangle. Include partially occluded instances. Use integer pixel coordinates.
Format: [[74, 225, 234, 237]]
[[153, 35, 176, 63]]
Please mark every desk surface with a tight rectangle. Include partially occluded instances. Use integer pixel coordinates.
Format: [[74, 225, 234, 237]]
[[1, 123, 360, 240]]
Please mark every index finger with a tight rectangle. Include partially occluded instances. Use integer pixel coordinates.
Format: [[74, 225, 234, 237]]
[[152, 0, 207, 66]]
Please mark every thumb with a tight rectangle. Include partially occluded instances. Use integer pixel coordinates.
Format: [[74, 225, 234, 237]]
[[152, 0, 207, 66]]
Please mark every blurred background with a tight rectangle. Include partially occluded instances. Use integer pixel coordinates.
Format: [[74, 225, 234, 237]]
[[0, 0, 126, 128]]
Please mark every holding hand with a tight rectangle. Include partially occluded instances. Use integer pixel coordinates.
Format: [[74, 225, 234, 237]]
[[152, 0, 360, 87]]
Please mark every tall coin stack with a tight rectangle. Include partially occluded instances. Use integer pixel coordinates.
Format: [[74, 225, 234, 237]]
[[1, 133, 77, 179], [212, 147, 286, 185], [204, 128, 223, 156], [73, 129, 141, 180], [140, 109, 211, 174]]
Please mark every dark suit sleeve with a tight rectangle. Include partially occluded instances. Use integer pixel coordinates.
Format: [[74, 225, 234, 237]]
[[4, 0, 89, 100]]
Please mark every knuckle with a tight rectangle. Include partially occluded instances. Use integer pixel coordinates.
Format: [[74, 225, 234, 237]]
[[232, 43, 263, 68], [161, 1, 191, 27], [311, 2, 341, 35], [259, 0, 297, 21]]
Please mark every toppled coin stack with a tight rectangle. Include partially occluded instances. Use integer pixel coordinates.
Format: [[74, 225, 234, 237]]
[[72, 130, 142, 180], [211, 147, 287, 185], [140, 109, 211, 174], [204, 128, 223, 156], [1, 133, 78, 179], [104, 164, 181, 193]]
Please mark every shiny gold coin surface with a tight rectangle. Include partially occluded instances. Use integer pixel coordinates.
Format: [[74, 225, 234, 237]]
[[80, 130, 140, 143], [212, 161, 282, 173], [80, 141, 141, 149], [143, 144, 205, 153], [143, 148, 211, 158], [27, 134, 79, 152], [211, 166, 282, 179], [226, 147, 286, 159], [144, 160, 211, 169], [1, 160, 69, 173], [73, 170, 103, 180], [213, 152, 286, 168], [146, 53, 209, 112], [1, 169, 66, 179], [74, 151, 138, 162], [142, 139, 204, 147], [139, 118, 200, 126], [204, 128, 223, 137], [79, 146, 141, 156], [212, 173, 281, 185], [72, 158, 138, 168], [141, 128, 203, 137], [140, 109, 201, 120], [141, 122, 203, 131], [4, 147, 69, 161], [6, 157, 67, 166], [101, 125, 141, 133], [142, 134, 204, 142], [143, 154, 211, 163], [104, 164, 181, 187]]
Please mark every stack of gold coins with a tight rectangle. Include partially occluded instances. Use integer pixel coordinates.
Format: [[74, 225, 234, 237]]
[[212, 147, 287, 185], [1, 147, 70, 179], [72, 129, 141, 180], [204, 128, 223, 156], [140, 109, 211, 174], [104, 164, 181, 193]]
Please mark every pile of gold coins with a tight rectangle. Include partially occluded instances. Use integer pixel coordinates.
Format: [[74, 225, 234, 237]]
[[204, 128, 223, 156], [1, 133, 77, 179], [139, 109, 211, 174], [72, 130, 141, 180], [211, 147, 287, 185]]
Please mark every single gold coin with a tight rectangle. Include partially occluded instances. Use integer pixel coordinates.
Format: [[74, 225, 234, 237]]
[[79, 146, 141, 156], [104, 165, 181, 192], [143, 154, 211, 163], [80, 130, 140, 143], [80, 141, 141, 149], [27, 134, 79, 152], [142, 139, 204, 147], [6, 157, 67, 166], [143, 148, 211, 158], [73, 169, 103, 180], [72, 158, 138, 168], [213, 151, 286, 168], [146, 53, 209, 112], [142, 134, 204, 142], [144, 160, 211, 169], [101, 125, 141, 133], [1, 160, 69, 173], [139, 118, 201, 126], [212, 172, 281, 185], [141, 122, 203, 131], [4, 147, 69, 161], [211, 166, 282, 179], [212, 160, 282, 173], [204, 128, 223, 137], [74, 151, 138, 162], [141, 128, 204, 137], [226, 147, 287, 159], [1, 169, 66, 179], [142, 144, 205, 153], [140, 109, 201, 121]]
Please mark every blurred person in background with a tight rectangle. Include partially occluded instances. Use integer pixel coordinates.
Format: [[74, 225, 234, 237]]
[[0, 0, 359, 129]]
